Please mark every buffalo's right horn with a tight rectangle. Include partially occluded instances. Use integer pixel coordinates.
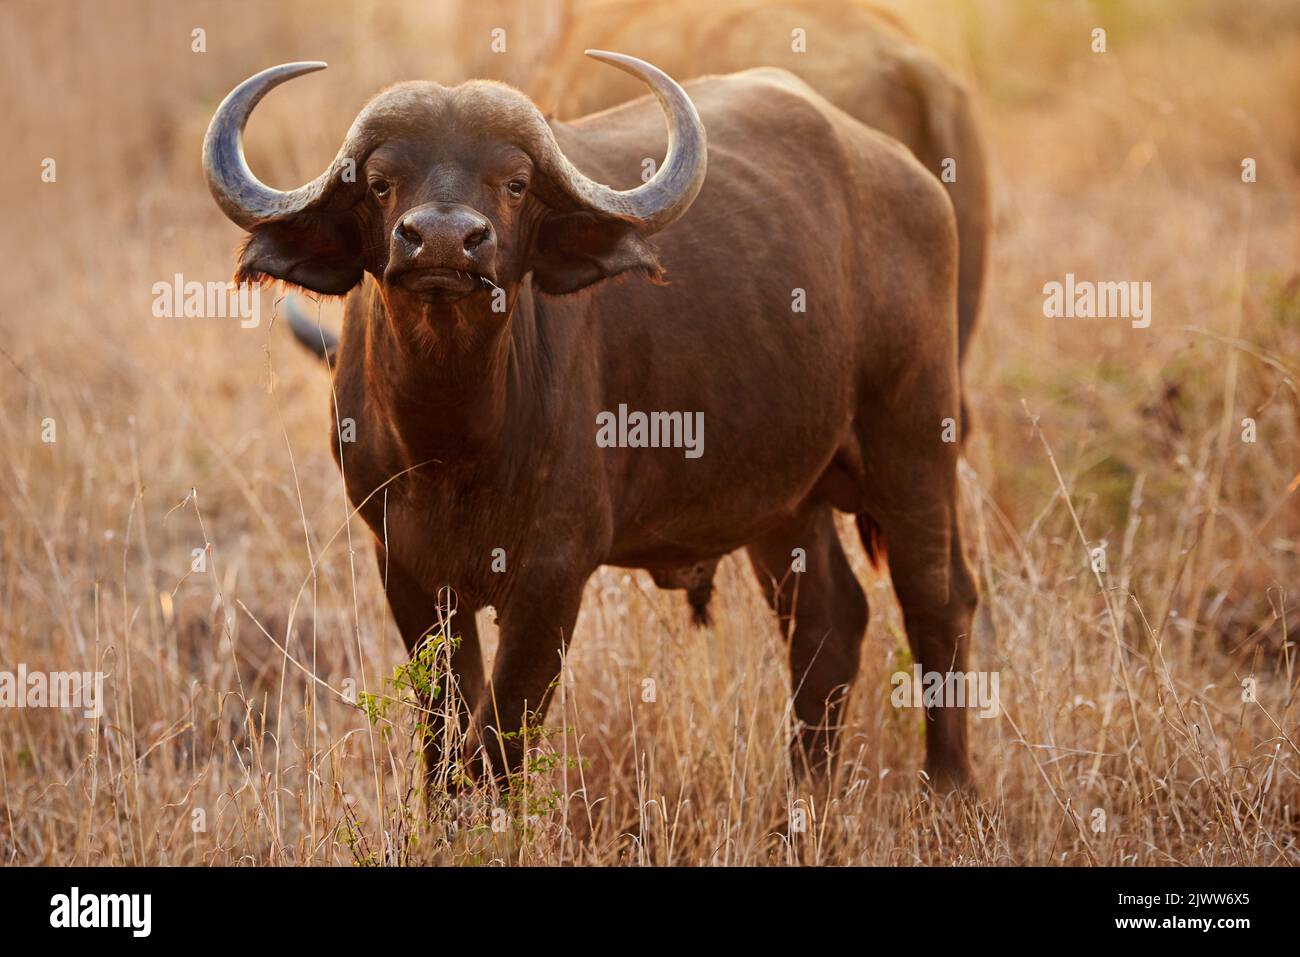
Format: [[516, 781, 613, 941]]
[[203, 62, 351, 230]]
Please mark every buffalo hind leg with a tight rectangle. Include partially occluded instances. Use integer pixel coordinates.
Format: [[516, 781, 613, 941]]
[[747, 507, 868, 778], [874, 513, 978, 791], [858, 438, 979, 792]]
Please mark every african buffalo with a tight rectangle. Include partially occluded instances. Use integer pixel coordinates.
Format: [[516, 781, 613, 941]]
[[203, 52, 978, 791]]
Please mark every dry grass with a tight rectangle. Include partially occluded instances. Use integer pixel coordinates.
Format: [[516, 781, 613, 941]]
[[0, 0, 1297, 865]]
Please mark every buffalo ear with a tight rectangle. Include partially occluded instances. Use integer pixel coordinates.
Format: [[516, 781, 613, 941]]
[[530, 211, 664, 295], [235, 215, 363, 296]]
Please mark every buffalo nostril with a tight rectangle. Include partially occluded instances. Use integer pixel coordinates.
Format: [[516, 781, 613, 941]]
[[463, 224, 490, 251], [397, 218, 422, 247]]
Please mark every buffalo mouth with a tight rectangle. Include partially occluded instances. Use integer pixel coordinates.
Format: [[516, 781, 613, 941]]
[[387, 266, 492, 302]]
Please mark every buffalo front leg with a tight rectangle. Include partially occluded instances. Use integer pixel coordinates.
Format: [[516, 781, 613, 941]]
[[747, 507, 869, 779], [467, 575, 586, 787], [374, 544, 483, 791]]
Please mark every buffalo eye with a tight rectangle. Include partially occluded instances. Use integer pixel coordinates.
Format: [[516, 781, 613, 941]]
[[370, 179, 392, 200], [506, 178, 527, 198]]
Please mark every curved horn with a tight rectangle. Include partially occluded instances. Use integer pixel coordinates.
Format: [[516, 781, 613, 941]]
[[203, 61, 345, 230], [538, 50, 707, 234]]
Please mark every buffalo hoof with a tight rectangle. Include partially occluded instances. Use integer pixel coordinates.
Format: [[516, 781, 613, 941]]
[[923, 762, 978, 798]]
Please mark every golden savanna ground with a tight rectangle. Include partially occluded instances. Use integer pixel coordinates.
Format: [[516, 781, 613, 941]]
[[0, 0, 1297, 865]]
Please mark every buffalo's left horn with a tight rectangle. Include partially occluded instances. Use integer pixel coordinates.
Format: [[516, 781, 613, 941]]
[[536, 51, 707, 234], [203, 61, 349, 230]]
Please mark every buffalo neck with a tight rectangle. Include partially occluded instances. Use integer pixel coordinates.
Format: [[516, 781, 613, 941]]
[[362, 282, 549, 476]]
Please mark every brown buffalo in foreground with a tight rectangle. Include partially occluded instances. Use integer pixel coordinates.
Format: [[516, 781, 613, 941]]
[[531, 0, 990, 409], [203, 53, 978, 791]]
